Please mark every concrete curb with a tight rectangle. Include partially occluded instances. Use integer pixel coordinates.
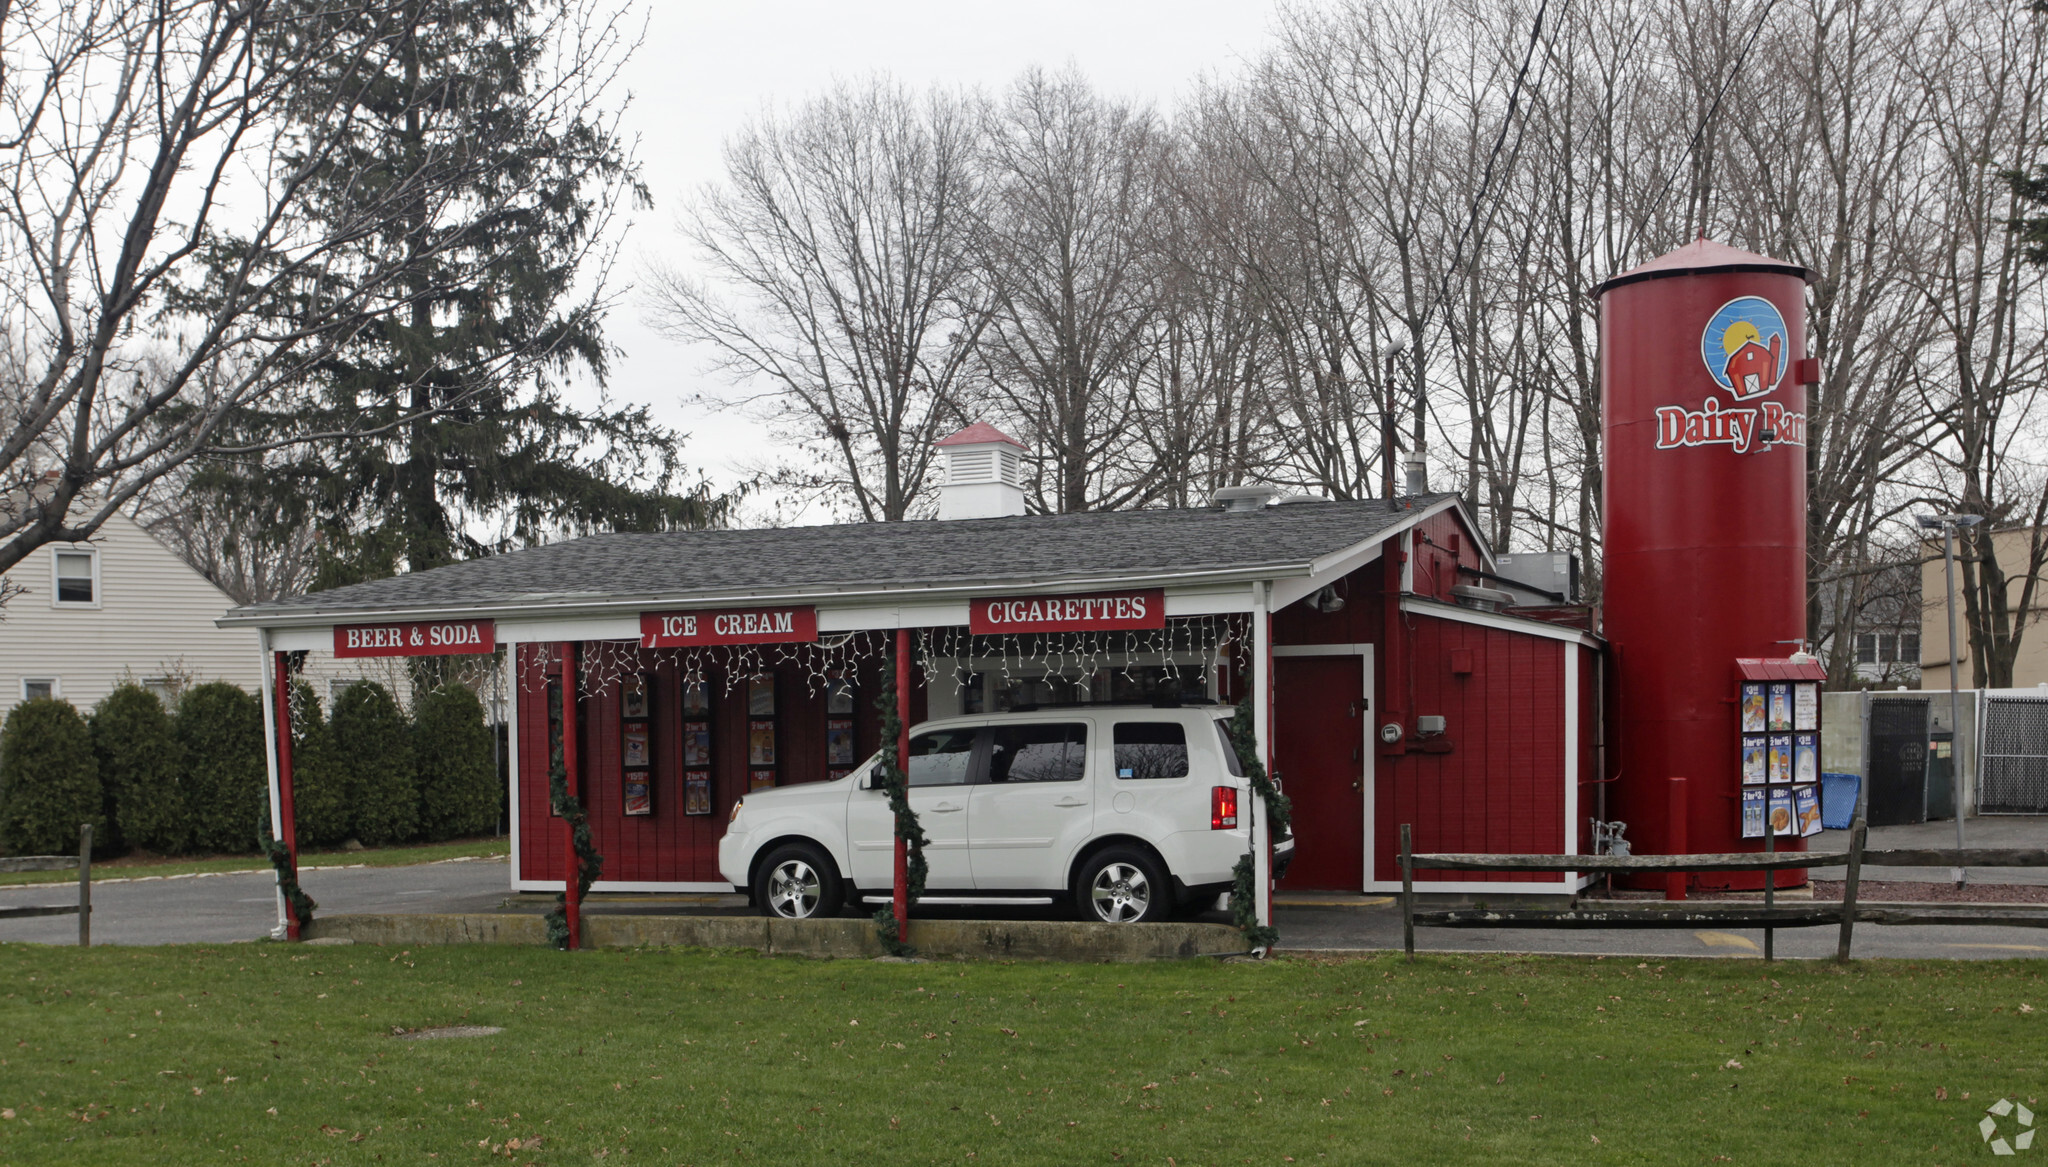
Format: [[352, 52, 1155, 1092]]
[[301, 913, 1246, 961]]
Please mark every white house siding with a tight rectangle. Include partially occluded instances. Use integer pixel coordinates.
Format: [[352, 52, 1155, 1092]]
[[0, 510, 262, 719]]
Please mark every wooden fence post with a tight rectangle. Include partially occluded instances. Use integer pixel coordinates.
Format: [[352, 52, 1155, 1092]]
[[77, 823, 91, 948], [1400, 823, 1415, 962], [1835, 816, 1867, 962]]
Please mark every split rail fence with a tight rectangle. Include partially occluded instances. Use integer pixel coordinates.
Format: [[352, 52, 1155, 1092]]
[[0, 823, 94, 946], [1397, 820, 2048, 961]]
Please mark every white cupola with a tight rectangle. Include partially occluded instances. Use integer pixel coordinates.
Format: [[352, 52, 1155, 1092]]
[[935, 422, 1028, 520]]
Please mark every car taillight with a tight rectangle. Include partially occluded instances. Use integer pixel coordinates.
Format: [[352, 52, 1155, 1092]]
[[1211, 786, 1238, 830]]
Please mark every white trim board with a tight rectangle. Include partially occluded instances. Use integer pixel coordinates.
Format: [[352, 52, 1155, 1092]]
[[1273, 643, 1375, 657], [1400, 595, 1601, 648]]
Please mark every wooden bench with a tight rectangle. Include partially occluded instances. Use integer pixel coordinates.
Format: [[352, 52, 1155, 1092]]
[[0, 824, 93, 946]]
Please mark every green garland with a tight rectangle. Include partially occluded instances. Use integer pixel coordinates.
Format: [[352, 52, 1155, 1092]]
[[1227, 698, 1286, 951], [869, 651, 930, 956], [543, 683, 604, 950], [258, 820, 317, 931]]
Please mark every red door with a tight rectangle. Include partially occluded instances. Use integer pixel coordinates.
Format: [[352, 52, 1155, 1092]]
[[1273, 654, 1367, 890]]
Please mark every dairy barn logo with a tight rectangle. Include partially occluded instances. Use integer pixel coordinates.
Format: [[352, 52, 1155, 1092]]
[[1655, 294, 1807, 454]]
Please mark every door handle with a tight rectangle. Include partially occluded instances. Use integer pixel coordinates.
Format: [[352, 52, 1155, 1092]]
[[929, 802, 962, 813], [1053, 797, 1087, 807]]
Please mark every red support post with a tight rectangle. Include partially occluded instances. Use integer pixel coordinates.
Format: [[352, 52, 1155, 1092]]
[[563, 642, 582, 950], [1665, 775, 1688, 902], [272, 652, 300, 941], [893, 629, 911, 934]]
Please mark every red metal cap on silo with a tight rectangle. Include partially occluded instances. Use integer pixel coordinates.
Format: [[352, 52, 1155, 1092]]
[[1598, 239, 1815, 891]]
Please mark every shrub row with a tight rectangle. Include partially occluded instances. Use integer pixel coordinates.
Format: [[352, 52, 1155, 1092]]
[[0, 679, 499, 857]]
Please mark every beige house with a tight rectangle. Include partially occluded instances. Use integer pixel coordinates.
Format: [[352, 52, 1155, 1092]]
[[1920, 525, 2048, 690], [0, 509, 262, 718]]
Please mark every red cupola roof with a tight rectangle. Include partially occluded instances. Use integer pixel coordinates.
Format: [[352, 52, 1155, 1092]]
[[1597, 237, 1816, 295], [936, 422, 1026, 449]]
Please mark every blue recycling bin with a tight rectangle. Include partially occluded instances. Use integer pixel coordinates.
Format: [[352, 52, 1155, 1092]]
[[1820, 771, 1860, 830]]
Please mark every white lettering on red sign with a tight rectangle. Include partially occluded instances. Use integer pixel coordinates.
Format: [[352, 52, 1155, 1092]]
[[1655, 399, 1806, 454], [968, 589, 1164, 635], [333, 621, 494, 657], [639, 607, 815, 647]]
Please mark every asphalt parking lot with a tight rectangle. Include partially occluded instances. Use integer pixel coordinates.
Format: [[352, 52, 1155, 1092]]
[[2, 817, 2041, 958]]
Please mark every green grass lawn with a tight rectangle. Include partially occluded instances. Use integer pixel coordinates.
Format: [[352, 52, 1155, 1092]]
[[0, 837, 509, 888], [0, 946, 2038, 1166]]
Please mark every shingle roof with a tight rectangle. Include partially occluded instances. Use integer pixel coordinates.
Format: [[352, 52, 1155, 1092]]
[[227, 494, 1461, 622], [935, 422, 1025, 448]]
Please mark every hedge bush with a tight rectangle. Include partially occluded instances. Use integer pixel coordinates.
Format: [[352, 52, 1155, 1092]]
[[0, 698, 104, 855], [285, 682, 351, 848], [330, 680, 416, 846], [90, 684, 186, 854], [414, 682, 497, 841], [177, 681, 267, 854]]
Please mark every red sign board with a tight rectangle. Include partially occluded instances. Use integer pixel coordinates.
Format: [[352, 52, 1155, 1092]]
[[640, 606, 818, 648], [969, 590, 1165, 635], [333, 620, 495, 658]]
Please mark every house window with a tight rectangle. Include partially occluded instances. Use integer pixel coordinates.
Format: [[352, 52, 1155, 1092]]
[[143, 677, 178, 702], [1902, 633, 1920, 664], [21, 678, 58, 701], [52, 549, 96, 606], [1855, 634, 1876, 665]]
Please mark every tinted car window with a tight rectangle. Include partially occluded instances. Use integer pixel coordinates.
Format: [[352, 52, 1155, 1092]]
[[1113, 722, 1189, 779], [1213, 719, 1245, 777], [987, 723, 1087, 783], [906, 729, 978, 787]]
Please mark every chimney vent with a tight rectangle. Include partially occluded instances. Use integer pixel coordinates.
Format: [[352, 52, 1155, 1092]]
[[1213, 484, 1281, 513]]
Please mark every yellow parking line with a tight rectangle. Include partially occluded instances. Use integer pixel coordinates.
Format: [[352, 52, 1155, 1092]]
[[1947, 943, 2048, 953], [1274, 895, 1395, 908], [1694, 931, 1760, 951]]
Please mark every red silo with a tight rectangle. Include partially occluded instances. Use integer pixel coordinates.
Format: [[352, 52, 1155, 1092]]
[[1598, 240, 1815, 891]]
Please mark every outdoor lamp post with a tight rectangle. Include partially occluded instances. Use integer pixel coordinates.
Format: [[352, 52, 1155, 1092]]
[[1381, 333, 1408, 507], [1915, 510, 1984, 887]]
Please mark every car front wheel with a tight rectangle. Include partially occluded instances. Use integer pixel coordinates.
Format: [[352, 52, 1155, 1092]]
[[754, 843, 844, 920], [1073, 846, 1170, 924]]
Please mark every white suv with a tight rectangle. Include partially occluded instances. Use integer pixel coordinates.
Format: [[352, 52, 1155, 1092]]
[[718, 706, 1294, 923]]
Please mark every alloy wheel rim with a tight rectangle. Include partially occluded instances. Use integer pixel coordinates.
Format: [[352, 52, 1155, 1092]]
[[1089, 862, 1150, 923], [769, 859, 821, 918]]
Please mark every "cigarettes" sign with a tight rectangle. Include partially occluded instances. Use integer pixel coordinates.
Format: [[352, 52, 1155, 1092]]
[[969, 590, 1164, 635]]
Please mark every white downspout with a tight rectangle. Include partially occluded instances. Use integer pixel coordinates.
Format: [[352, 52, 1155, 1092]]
[[1251, 580, 1273, 930]]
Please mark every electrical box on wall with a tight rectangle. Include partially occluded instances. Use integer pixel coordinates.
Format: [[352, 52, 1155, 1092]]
[[1417, 715, 1447, 734]]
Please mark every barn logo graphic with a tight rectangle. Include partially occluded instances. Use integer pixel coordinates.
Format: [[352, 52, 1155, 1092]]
[[1700, 295, 1788, 399], [1653, 294, 1806, 454]]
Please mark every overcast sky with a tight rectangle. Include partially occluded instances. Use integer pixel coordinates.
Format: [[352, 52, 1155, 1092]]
[[603, 0, 1289, 520]]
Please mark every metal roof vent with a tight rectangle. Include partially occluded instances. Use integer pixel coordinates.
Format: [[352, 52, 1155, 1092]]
[[1450, 583, 1515, 613], [1213, 484, 1281, 513]]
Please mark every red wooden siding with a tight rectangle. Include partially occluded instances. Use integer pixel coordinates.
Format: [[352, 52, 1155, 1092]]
[[1382, 615, 1567, 884]]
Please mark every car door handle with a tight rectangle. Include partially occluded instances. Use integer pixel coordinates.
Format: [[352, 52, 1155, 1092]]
[[1053, 797, 1088, 808], [928, 801, 963, 813]]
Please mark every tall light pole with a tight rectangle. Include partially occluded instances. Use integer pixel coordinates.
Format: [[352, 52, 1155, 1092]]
[[1916, 511, 1984, 887]]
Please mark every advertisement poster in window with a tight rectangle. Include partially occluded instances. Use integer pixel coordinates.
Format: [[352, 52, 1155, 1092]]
[[1742, 737, 1767, 784], [749, 720, 776, 766], [682, 683, 711, 718], [1767, 683, 1792, 731], [684, 771, 712, 816], [623, 778, 652, 816], [827, 719, 856, 767], [826, 679, 854, 715], [683, 726, 711, 768], [621, 676, 650, 720], [623, 725, 650, 769], [750, 768, 776, 791], [1793, 682, 1819, 732], [1768, 786, 1795, 835], [1741, 683, 1766, 733], [748, 674, 775, 716], [1794, 784, 1823, 836], [1767, 733, 1791, 783], [1741, 788, 1766, 838]]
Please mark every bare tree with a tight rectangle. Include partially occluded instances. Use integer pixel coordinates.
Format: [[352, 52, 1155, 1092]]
[[0, 0, 644, 583], [648, 79, 990, 522]]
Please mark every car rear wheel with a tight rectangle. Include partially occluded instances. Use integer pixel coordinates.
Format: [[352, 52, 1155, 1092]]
[[754, 843, 844, 920], [1073, 846, 1170, 924]]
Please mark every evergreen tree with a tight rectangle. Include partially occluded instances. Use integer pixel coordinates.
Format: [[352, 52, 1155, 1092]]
[[285, 682, 351, 848], [330, 682, 418, 846], [0, 699, 103, 856], [176, 683, 268, 854], [413, 682, 498, 840], [192, 0, 729, 589], [90, 685, 187, 854]]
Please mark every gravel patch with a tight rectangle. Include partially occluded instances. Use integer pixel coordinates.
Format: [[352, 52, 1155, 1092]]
[[1810, 880, 2048, 904]]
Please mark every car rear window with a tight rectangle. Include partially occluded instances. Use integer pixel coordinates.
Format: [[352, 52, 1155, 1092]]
[[1212, 718, 1245, 777], [987, 723, 1087, 783], [1113, 722, 1190, 779]]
